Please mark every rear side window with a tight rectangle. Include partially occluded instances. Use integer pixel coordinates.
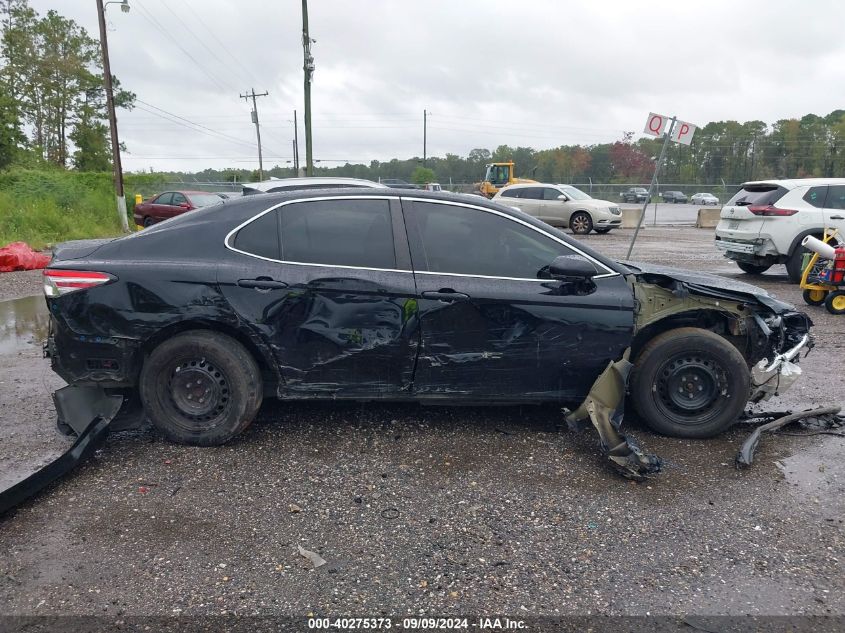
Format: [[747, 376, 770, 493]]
[[726, 185, 788, 207], [499, 189, 519, 198], [281, 199, 395, 269], [802, 186, 828, 208], [233, 209, 280, 259], [154, 192, 173, 205], [825, 185, 845, 210], [519, 187, 544, 200]]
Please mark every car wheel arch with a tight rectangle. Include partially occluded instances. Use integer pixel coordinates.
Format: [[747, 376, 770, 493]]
[[787, 228, 827, 258], [630, 309, 749, 364], [139, 320, 280, 395]]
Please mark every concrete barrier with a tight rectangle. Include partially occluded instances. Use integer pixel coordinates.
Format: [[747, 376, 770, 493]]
[[620, 207, 644, 228], [696, 207, 722, 228]]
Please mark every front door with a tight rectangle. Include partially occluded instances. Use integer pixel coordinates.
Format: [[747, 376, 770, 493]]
[[218, 196, 420, 398], [402, 199, 634, 401]]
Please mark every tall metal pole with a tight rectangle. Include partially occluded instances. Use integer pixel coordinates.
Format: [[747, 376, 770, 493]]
[[423, 109, 427, 167], [301, 0, 314, 176], [293, 109, 300, 173], [240, 88, 268, 180], [626, 116, 676, 259], [96, 0, 129, 233]]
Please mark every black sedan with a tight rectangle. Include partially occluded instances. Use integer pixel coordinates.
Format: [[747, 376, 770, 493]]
[[661, 190, 689, 204], [42, 190, 811, 475]]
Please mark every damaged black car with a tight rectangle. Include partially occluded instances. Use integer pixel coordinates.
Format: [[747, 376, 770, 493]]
[[42, 190, 812, 469]]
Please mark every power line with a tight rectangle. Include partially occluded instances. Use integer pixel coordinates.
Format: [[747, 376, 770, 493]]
[[132, 101, 260, 151], [132, 0, 233, 93]]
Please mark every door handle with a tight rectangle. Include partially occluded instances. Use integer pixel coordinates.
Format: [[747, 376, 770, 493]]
[[237, 278, 288, 290], [421, 289, 470, 302], [830, 215, 844, 220]]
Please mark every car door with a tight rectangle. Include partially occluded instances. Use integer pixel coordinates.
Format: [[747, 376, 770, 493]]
[[150, 192, 173, 221], [513, 187, 544, 218], [822, 184, 845, 235], [217, 195, 419, 398], [538, 186, 570, 227], [402, 198, 634, 402], [167, 192, 189, 219]]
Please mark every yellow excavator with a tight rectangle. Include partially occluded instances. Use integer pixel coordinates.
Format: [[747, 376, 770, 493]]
[[474, 161, 537, 198]]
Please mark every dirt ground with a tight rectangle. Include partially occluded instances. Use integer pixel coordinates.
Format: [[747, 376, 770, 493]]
[[0, 228, 843, 622]]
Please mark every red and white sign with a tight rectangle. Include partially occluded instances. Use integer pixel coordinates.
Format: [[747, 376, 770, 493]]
[[671, 120, 697, 145], [643, 112, 669, 137]]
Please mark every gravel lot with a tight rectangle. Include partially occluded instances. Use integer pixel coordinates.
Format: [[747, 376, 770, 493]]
[[1, 228, 843, 620]]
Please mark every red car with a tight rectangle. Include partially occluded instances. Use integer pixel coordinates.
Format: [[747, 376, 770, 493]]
[[133, 190, 224, 227]]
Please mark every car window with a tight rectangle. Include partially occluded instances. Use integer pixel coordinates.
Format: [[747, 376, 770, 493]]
[[542, 187, 562, 201], [407, 202, 583, 279], [280, 199, 395, 269], [499, 189, 519, 199], [802, 186, 828, 208], [824, 185, 845, 210], [171, 192, 187, 206], [726, 185, 787, 206], [519, 187, 544, 200], [232, 209, 280, 260], [154, 192, 173, 205], [190, 193, 225, 208]]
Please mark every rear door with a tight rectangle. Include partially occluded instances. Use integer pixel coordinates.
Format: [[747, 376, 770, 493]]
[[821, 184, 845, 235], [150, 192, 173, 221], [217, 195, 419, 398], [402, 198, 634, 401], [513, 186, 544, 217]]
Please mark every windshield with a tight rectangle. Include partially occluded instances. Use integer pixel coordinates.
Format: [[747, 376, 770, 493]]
[[558, 185, 591, 201], [191, 194, 226, 208]]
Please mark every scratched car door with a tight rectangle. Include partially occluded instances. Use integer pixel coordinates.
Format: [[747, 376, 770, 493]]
[[402, 198, 634, 401]]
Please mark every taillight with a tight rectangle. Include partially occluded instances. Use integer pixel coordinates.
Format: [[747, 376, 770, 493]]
[[747, 205, 798, 217], [43, 269, 115, 297]]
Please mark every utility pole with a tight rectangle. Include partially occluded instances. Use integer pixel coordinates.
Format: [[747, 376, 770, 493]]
[[293, 109, 300, 173], [240, 88, 269, 180], [423, 109, 427, 167], [96, 0, 129, 233], [301, 0, 314, 176]]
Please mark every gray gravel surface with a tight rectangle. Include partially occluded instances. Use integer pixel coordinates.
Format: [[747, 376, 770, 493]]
[[0, 228, 842, 618]]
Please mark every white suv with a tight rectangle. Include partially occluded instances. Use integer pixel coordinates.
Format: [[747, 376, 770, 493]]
[[715, 179, 845, 282], [494, 183, 622, 234]]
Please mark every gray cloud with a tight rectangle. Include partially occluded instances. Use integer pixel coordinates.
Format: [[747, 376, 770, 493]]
[[32, 0, 845, 173]]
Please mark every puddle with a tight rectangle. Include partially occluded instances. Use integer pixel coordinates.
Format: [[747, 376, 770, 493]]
[[0, 294, 50, 356]]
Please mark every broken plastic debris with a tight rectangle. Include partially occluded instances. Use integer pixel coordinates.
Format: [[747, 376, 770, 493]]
[[297, 545, 327, 568], [736, 406, 842, 467]]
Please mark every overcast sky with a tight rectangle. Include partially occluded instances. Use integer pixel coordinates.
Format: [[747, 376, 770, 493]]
[[32, 0, 845, 174]]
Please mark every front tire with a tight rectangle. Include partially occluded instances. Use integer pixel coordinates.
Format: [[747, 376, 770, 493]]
[[569, 211, 593, 235], [630, 327, 750, 438], [736, 262, 771, 275], [139, 330, 263, 446], [825, 290, 845, 315]]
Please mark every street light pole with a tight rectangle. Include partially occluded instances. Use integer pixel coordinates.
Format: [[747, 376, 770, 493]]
[[96, 0, 130, 232]]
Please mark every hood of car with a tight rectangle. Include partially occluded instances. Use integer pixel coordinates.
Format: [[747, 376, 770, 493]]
[[621, 261, 795, 313], [574, 198, 617, 210]]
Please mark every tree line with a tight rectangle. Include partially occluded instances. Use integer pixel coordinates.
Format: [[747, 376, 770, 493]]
[[0, 0, 134, 171]]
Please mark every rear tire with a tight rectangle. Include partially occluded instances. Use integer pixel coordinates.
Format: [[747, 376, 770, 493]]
[[825, 290, 845, 315], [736, 262, 771, 275], [139, 330, 263, 446], [785, 242, 815, 283], [569, 211, 593, 235], [143, 216, 155, 228], [630, 327, 750, 438]]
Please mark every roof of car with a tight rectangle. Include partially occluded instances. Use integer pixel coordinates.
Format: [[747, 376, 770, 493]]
[[498, 183, 557, 190], [741, 178, 845, 189], [242, 177, 387, 191]]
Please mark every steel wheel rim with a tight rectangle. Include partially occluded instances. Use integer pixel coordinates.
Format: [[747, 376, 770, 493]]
[[167, 358, 230, 425], [655, 352, 728, 422]]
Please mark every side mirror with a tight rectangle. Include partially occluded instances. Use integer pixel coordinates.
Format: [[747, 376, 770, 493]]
[[557, 194, 568, 201], [548, 256, 597, 281]]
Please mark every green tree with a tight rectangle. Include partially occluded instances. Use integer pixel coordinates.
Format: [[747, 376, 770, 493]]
[[411, 166, 435, 185]]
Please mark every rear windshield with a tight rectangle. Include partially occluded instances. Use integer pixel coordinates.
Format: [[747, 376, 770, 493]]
[[726, 185, 788, 207]]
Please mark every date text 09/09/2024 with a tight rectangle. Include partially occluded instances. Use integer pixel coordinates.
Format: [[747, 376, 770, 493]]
[[307, 617, 527, 629]]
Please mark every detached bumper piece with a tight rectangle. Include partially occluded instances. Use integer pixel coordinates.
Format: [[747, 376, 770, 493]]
[[0, 386, 122, 516], [566, 351, 662, 481]]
